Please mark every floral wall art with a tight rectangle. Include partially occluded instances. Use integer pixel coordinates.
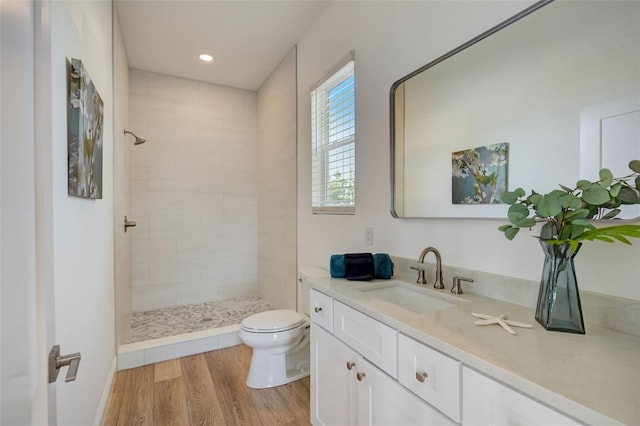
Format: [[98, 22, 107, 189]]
[[451, 142, 508, 204], [67, 58, 104, 199]]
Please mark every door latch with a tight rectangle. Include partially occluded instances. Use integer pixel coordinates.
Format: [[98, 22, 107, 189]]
[[48, 345, 81, 383]]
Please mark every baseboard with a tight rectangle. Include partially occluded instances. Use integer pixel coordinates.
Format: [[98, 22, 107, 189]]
[[95, 357, 117, 426]]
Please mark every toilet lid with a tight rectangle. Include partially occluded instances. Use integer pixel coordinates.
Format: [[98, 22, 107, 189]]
[[241, 309, 305, 333]]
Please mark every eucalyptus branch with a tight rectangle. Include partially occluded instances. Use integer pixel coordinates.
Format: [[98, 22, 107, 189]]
[[498, 160, 640, 245]]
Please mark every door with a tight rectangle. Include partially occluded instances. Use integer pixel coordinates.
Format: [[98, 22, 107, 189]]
[[311, 325, 358, 425], [580, 96, 640, 219], [1, 1, 47, 423], [356, 357, 453, 426]]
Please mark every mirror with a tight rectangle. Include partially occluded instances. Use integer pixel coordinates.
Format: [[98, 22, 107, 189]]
[[391, 0, 640, 219]]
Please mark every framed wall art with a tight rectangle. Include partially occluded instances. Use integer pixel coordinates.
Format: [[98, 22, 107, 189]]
[[67, 58, 103, 199]]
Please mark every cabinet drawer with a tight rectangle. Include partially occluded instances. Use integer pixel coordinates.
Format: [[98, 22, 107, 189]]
[[462, 367, 580, 425], [310, 289, 333, 332], [333, 300, 398, 378], [398, 333, 460, 422]]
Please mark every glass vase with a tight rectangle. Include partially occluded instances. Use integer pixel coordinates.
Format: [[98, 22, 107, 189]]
[[535, 241, 585, 334]]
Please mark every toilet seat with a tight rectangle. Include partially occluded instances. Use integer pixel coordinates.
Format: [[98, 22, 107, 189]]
[[241, 309, 305, 333]]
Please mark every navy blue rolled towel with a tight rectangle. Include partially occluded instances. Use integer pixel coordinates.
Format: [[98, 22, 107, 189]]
[[330, 254, 346, 278], [373, 253, 394, 279]]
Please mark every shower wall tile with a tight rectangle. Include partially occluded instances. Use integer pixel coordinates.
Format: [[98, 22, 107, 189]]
[[175, 281, 225, 306], [129, 69, 258, 311], [132, 284, 177, 311]]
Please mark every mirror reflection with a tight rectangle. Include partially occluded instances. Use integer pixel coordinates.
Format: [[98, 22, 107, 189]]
[[391, 0, 640, 219]]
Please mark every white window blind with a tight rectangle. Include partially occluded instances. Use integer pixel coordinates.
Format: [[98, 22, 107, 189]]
[[311, 58, 355, 214]]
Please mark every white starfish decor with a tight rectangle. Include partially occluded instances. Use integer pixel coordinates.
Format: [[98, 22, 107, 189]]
[[471, 312, 532, 335]]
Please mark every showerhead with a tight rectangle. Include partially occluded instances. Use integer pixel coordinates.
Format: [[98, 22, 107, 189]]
[[123, 129, 146, 145]]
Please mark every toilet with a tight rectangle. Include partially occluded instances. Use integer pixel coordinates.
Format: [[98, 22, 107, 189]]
[[239, 309, 310, 389]]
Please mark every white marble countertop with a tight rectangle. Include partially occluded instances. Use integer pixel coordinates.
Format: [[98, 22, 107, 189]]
[[301, 269, 640, 426]]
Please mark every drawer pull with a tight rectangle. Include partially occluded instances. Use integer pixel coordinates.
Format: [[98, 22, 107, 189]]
[[346, 361, 356, 371], [415, 370, 428, 383], [314, 307, 322, 313], [356, 371, 366, 382]]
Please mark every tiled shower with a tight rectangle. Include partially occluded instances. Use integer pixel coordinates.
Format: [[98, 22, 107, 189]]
[[123, 69, 263, 343]]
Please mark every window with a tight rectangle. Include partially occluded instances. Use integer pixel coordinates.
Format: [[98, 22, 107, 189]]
[[311, 57, 355, 214]]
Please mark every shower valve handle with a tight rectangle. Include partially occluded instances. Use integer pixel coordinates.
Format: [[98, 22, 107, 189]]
[[124, 216, 137, 233]]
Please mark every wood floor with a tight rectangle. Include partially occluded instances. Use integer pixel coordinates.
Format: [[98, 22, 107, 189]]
[[103, 344, 311, 425]]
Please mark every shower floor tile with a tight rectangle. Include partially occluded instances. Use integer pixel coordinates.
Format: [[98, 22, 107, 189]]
[[123, 297, 272, 344]]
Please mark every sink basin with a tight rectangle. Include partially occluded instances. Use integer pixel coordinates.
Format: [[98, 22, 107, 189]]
[[355, 281, 459, 313]]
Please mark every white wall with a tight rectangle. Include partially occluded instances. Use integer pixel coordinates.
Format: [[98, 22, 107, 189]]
[[297, 1, 640, 301], [128, 70, 259, 311], [32, 1, 116, 424], [113, 11, 131, 343], [257, 48, 298, 310]]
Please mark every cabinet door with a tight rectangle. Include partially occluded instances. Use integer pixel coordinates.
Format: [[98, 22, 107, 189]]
[[311, 325, 358, 426], [463, 367, 580, 426], [357, 357, 454, 426]]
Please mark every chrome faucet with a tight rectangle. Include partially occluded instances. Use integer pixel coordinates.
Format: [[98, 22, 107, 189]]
[[412, 247, 445, 289]]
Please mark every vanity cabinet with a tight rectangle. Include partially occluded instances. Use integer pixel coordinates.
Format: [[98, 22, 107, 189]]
[[311, 325, 452, 426], [398, 334, 460, 422], [462, 367, 580, 426], [310, 288, 453, 425]]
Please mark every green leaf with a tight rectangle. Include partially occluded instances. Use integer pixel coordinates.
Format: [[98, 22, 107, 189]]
[[576, 180, 592, 190], [629, 160, 640, 173], [558, 193, 582, 209], [559, 184, 573, 193], [498, 224, 512, 232], [515, 218, 537, 228], [610, 182, 622, 197], [601, 208, 621, 219], [565, 208, 590, 220], [504, 227, 520, 240], [537, 193, 562, 217], [618, 187, 640, 204], [599, 168, 614, 188], [507, 204, 529, 224], [582, 186, 611, 205], [528, 193, 542, 206], [499, 190, 520, 204], [570, 219, 595, 229]]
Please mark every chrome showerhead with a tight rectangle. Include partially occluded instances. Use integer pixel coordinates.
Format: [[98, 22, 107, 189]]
[[123, 130, 146, 145]]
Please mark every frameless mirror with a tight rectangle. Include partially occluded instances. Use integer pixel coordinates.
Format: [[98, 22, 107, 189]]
[[391, 0, 640, 219]]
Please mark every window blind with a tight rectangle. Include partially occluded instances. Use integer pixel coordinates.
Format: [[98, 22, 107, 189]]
[[311, 59, 355, 214]]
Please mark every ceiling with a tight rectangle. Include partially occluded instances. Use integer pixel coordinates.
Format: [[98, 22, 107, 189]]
[[115, 0, 330, 91]]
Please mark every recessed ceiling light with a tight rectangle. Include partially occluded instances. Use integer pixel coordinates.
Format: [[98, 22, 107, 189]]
[[199, 53, 214, 62]]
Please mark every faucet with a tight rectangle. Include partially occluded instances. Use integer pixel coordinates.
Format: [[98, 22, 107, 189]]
[[412, 247, 445, 289]]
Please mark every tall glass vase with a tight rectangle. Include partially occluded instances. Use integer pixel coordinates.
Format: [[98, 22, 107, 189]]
[[535, 241, 585, 334]]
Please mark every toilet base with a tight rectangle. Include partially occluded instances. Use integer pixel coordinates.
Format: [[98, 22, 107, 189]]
[[245, 330, 310, 389]]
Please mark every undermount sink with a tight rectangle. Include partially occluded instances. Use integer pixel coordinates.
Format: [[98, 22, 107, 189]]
[[355, 281, 461, 313]]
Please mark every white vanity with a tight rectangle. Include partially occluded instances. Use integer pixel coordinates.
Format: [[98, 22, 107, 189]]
[[304, 273, 639, 425]]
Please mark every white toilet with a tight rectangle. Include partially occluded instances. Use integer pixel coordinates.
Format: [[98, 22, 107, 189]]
[[239, 309, 310, 389]]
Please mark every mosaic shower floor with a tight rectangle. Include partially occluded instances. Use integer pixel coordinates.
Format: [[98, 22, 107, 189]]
[[122, 297, 272, 344]]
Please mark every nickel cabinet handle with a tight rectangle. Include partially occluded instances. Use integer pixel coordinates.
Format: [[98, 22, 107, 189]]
[[346, 361, 356, 370], [415, 370, 428, 383], [356, 371, 366, 382]]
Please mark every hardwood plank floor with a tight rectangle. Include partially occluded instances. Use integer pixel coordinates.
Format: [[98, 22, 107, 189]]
[[103, 344, 311, 426]]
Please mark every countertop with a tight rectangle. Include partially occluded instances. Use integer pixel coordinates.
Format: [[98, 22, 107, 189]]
[[302, 270, 640, 425]]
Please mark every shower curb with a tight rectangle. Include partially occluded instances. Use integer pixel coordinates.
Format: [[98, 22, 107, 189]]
[[117, 324, 242, 370]]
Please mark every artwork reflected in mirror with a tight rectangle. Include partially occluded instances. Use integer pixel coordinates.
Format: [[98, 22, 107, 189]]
[[452, 142, 508, 205], [391, 0, 640, 219]]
